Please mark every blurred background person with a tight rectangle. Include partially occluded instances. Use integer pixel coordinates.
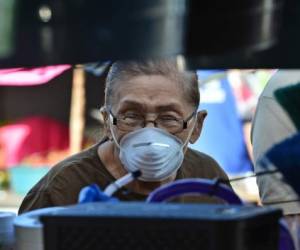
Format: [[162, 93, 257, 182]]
[[251, 70, 300, 214]]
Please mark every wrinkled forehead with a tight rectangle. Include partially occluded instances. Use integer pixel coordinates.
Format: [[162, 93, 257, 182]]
[[110, 74, 189, 111], [111, 75, 186, 100]]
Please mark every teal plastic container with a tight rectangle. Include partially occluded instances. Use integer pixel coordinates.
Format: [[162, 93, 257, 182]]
[[9, 165, 50, 195]]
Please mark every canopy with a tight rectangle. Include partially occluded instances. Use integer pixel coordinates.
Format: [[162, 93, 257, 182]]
[[0, 65, 71, 86]]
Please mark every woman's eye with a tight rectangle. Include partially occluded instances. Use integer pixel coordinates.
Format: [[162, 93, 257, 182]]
[[160, 115, 178, 121], [123, 113, 141, 119]]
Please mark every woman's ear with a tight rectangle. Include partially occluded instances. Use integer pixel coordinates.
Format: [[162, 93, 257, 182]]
[[189, 110, 207, 144], [100, 106, 112, 140]]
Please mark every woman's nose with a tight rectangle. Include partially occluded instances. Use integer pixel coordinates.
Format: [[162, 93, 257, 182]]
[[144, 120, 156, 128]]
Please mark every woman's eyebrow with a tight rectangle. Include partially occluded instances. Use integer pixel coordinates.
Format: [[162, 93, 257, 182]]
[[156, 104, 183, 114], [117, 100, 144, 113], [121, 100, 144, 107], [119, 100, 183, 114]]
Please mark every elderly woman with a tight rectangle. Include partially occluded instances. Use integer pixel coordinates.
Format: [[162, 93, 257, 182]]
[[19, 60, 230, 214]]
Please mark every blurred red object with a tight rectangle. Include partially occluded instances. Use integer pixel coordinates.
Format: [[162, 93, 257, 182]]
[[0, 116, 69, 168]]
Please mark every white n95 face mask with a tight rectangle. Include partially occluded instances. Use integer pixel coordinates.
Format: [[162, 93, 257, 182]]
[[112, 127, 187, 182]]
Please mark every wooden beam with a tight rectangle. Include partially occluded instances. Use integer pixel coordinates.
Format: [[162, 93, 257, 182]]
[[69, 65, 85, 154]]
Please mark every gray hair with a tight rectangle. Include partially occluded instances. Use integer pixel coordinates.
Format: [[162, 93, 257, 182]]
[[104, 59, 200, 108]]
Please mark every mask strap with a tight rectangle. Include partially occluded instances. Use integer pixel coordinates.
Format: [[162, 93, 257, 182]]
[[181, 115, 197, 149], [109, 115, 121, 149]]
